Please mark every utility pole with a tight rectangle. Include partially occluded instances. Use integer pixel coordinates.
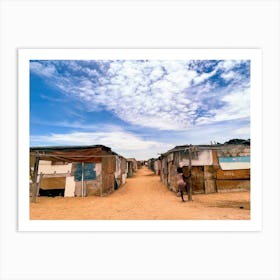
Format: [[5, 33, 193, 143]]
[[188, 145, 193, 201]]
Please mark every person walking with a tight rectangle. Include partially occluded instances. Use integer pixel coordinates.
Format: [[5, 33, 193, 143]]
[[177, 167, 186, 202]]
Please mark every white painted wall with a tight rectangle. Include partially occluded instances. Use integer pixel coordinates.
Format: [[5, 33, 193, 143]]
[[65, 176, 76, 197], [114, 156, 122, 178], [38, 160, 72, 174], [122, 174, 127, 185], [37, 161, 103, 197], [179, 150, 213, 166], [94, 163, 102, 176]]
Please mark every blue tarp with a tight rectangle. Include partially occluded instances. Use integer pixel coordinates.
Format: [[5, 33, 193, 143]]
[[74, 163, 96, 181]]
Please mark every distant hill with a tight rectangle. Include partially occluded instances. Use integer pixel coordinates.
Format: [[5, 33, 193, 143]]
[[223, 139, 250, 145]]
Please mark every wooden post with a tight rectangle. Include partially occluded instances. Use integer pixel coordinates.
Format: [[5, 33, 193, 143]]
[[188, 146, 193, 201], [100, 160, 103, 197], [31, 154, 39, 203], [81, 162, 84, 197], [37, 173, 43, 197], [101, 157, 104, 197]]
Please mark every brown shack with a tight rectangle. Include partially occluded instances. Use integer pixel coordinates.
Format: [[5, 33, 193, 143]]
[[126, 158, 137, 178], [30, 145, 127, 201], [158, 143, 250, 194]]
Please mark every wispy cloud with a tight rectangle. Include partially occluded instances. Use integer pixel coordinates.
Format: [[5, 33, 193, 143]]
[[31, 119, 125, 132], [30, 59, 250, 159], [30, 128, 174, 160], [30, 61, 57, 77], [30, 59, 250, 131]]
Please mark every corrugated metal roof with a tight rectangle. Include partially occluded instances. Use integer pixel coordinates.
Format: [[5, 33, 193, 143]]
[[30, 145, 122, 162], [30, 144, 112, 152], [160, 143, 248, 157]]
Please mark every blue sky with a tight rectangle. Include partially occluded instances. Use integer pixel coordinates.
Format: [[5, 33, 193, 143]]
[[30, 59, 250, 160]]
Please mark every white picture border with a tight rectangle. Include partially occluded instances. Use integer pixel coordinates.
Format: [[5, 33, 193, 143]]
[[18, 48, 262, 232]]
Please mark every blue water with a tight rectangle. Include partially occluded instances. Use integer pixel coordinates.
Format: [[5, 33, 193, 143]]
[[218, 156, 250, 163]]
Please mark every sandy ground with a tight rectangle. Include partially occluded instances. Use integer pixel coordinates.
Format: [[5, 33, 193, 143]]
[[30, 166, 250, 220]]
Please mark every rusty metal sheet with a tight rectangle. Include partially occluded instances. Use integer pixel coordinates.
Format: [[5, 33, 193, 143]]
[[34, 147, 103, 163], [204, 165, 216, 180], [190, 166, 204, 193], [86, 181, 100, 196], [182, 166, 191, 177], [102, 156, 116, 174], [41, 177, 66, 190], [102, 174, 114, 193], [102, 155, 115, 194], [216, 180, 250, 192], [204, 180, 216, 193], [217, 169, 250, 180], [212, 150, 219, 165]]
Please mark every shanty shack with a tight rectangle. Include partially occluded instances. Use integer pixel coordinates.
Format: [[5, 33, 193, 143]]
[[30, 145, 127, 200], [147, 158, 161, 175], [126, 158, 137, 178], [147, 158, 156, 173], [154, 159, 161, 175], [158, 143, 250, 194], [137, 160, 143, 169]]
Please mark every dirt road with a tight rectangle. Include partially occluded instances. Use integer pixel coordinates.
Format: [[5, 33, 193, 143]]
[[30, 166, 250, 220]]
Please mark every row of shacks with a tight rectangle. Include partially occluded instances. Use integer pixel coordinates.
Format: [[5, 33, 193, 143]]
[[30, 145, 138, 202], [148, 142, 250, 194]]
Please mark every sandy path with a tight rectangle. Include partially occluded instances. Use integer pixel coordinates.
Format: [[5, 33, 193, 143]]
[[30, 166, 250, 220]]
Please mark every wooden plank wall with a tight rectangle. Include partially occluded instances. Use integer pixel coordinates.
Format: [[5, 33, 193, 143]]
[[216, 169, 250, 179], [102, 154, 116, 195], [40, 177, 66, 190], [190, 166, 204, 194], [169, 164, 178, 192], [213, 150, 250, 192], [204, 165, 216, 193], [216, 180, 250, 192], [160, 149, 251, 194]]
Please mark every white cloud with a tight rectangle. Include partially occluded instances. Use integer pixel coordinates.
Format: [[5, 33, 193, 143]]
[[233, 127, 250, 136], [30, 59, 250, 131], [30, 62, 56, 77], [149, 66, 164, 81], [218, 88, 250, 120], [220, 70, 236, 81], [192, 68, 217, 85], [169, 119, 250, 146], [218, 60, 241, 71], [196, 88, 250, 125], [30, 128, 174, 160]]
